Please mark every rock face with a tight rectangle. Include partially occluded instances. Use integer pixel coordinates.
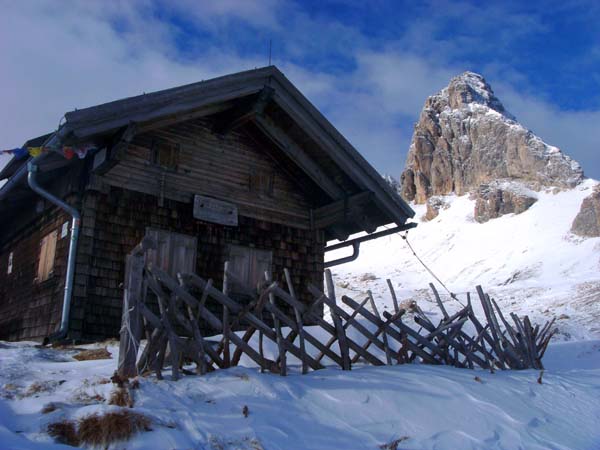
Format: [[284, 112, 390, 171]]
[[424, 196, 449, 221], [571, 185, 600, 237], [473, 181, 537, 223], [400, 72, 584, 205]]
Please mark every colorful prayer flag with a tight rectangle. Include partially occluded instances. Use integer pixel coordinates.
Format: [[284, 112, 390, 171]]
[[27, 147, 43, 157]]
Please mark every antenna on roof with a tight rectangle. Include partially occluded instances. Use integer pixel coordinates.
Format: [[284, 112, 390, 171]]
[[268, 39, 272, 66]]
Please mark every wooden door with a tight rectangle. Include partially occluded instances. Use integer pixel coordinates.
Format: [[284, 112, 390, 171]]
[[144, 228, 197, 277], [228, 244, 272, 293]]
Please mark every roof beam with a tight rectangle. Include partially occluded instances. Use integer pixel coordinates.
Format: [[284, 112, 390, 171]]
[[213, 87, 274, 135], [269, 75, 415, 223], [312, 191, 374, 229], [253, 114, 345, 201]]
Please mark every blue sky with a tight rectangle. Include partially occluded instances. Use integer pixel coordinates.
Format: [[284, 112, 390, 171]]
[[1, 0, 599, 178]]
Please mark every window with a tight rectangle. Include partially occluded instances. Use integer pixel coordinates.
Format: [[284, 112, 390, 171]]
[[151, 139, 180, 171], [227, 245, 273, 295], [37, 230, 57, 282], [249, 169, 274, 197], [7, 252, 13, 275]]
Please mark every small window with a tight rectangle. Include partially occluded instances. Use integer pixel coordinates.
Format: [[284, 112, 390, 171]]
[[7, 252, 13, 275], [151, 139, 180, 171], [249, 169, 274, 197], [37, 230, 57, 282]]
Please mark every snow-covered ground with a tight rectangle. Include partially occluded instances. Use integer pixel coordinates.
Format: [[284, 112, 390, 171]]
[[1, 180, 599, 449], [329, 178, 600, 341], [1, 339, 600, 450]]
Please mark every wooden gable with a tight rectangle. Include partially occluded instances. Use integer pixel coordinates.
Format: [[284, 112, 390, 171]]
[[100, 117, 314, 228]]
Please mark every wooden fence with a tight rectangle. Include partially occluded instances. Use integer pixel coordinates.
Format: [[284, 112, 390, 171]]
[[117, 241, 556, 380]]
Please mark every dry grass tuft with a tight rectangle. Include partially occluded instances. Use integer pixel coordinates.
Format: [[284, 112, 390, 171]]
[[379, 436, 410, 450], [41, 402, 58, 414], [78, 410, 151, 447], [72, 389, 105, 405], [109, 387, 133, 408], [360, 272, 378, 282], [110, 371, 128, 387], [73, 347, 112, 361], [47, 420, 79, 447], [24, 380, 63, 397]]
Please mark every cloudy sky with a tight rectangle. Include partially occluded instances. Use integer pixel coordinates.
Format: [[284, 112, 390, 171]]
[[1, 0, 599, 179]]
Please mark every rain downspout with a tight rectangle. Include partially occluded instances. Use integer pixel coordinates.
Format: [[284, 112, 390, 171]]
[[26, 130, 80, 343]]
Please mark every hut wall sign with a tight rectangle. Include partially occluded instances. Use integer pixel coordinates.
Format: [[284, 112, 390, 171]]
[[193, 194, 238, 226]]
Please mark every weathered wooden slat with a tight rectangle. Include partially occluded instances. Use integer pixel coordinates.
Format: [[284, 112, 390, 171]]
[[265, 271, 286, 376], [325, 270, 351, 370], [319, 293, 386, 366], [222, 262, 231, 368], [149, 266, 277, 372], [429, 283, 449, 321], [316, 295, 370, 364], [284, 268, 308, 374], [368, 291, 393, 365], [386, 279, 400, 314]]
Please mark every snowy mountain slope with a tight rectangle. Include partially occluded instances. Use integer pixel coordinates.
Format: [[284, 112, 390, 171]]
[[329, 178, 600, 341], [1, 339, 600, 450]]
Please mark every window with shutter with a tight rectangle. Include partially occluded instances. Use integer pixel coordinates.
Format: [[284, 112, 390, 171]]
[[228, 245, 273, 294], [143, 228, 197, 278], [150, 139, 180, 171], [37, 230, 57, 282]]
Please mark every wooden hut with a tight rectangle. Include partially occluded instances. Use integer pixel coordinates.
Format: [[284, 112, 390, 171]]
[[0, 66, 415, 342]]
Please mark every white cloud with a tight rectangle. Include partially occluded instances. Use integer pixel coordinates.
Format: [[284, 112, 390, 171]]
[[0, 0, 598, 183], [494, 83, 600, 179]]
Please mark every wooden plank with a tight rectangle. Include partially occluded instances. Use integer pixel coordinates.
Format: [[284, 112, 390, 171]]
[[253, 114, 344, 201], [316, 295, 371, 363], [318, 293, 386, 366], [284, 268, 308, 374], [270, 74, 414, 223], [222, 262, 231, 368], [325, 269, 351, 370], [368, 291, 392, 365], [117, 252, 144, 378], [149, 266, 278, 372], [429, 283, 449, 321], [266, 271, 286, 376], [261, 300, 325, 371], [386, 279, 400, 314], [312, 191, 374, 229]]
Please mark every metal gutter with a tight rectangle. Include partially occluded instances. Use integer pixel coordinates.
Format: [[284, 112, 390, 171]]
[[324, 222, 417, 268]]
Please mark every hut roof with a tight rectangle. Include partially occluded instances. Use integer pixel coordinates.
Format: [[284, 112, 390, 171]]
[[0, 66, 414, 239]]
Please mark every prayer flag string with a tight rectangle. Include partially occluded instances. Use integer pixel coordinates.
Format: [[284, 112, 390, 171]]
[[0, 144, 96, 160]]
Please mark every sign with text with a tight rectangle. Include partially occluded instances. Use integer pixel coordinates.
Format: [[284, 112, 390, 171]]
[[193, 195, 238, 226]]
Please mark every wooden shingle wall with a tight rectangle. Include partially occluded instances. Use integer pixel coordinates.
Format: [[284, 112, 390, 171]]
[[69, 185, 325, 340], [0, 205, 72, 340]]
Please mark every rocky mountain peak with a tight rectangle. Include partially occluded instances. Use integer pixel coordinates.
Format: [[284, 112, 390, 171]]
[[400, 71, 584, 218], [441, 71, 515, 120]]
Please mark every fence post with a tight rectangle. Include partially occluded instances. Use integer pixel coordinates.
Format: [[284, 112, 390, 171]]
[[117, 236, 155, 378]]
